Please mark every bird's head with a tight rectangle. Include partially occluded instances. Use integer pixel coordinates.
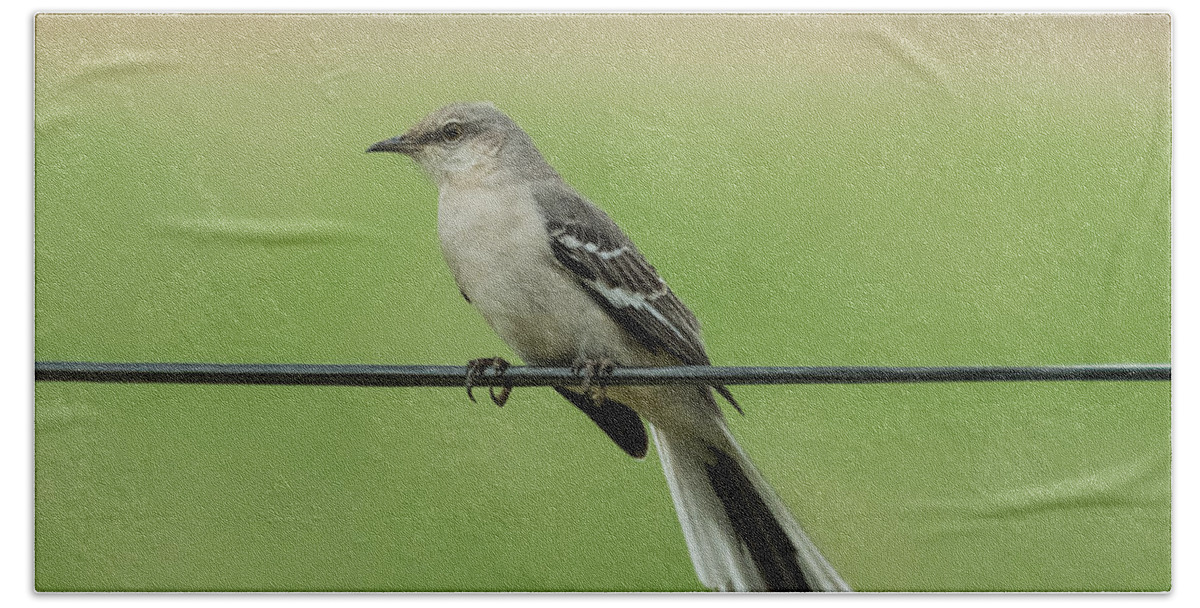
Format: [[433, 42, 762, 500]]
[[368, 101, 545, 185]]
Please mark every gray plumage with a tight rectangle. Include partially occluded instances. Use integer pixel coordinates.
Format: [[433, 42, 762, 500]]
[[368, 101, 849, 592]]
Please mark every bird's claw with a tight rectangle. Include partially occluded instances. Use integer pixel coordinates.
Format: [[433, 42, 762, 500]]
[[573, 358, 615, 406], [466, 357, 512, 407]]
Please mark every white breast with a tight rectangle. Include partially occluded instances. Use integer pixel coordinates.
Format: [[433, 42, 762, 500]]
[[436, 180, 636, 365]]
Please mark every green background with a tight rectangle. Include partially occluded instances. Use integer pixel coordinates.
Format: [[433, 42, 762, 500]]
[[34, 14, 1170, 591]]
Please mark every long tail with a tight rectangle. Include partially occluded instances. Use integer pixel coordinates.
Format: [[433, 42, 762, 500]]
[[651, 417, 849, 592]]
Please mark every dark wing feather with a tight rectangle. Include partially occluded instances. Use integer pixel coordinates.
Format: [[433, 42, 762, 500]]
[[554, 387, 648, 459], [547, 219, 710, 366]]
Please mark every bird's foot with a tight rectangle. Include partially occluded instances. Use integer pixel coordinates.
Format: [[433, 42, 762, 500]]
[[573, 358, 615, 406], [466, 357, 512, 407]]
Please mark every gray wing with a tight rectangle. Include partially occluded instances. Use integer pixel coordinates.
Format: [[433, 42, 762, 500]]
[[535, 182, 743, 414], [534, 182, 710, 366]]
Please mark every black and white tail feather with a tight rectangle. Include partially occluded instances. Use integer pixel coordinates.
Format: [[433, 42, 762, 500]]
[[652, 413, 849, 591]]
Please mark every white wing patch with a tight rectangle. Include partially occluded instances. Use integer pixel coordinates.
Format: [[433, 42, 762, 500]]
[[548, 223, 708, 365], [587, 280, 688, 342], [554, 233, 631, 260]]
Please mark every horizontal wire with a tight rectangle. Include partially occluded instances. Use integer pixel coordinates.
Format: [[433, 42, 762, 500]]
[[34, 361, 1171, 387]]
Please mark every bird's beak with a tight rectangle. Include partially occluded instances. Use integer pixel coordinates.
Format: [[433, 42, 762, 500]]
[[367, 135, 419, 155]]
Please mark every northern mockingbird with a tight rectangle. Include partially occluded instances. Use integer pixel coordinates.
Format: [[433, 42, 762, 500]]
[[368, 102, 849, 592]]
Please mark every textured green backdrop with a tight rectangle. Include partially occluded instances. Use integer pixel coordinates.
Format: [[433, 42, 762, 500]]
[[34, 14, 1170, 591]]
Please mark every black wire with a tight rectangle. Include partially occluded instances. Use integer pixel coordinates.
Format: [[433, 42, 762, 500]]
[[34, 361, 1171, 387]]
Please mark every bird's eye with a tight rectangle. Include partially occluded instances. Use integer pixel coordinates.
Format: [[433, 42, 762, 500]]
[[442, 122, 464, 142]]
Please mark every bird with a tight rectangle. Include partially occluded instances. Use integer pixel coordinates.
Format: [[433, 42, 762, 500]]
[[368, 101, 849, 592]]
